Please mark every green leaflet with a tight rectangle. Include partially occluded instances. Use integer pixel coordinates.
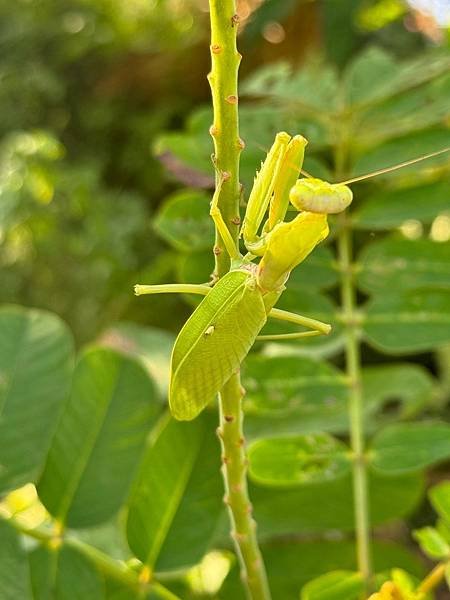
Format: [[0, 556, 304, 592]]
[[170, 270, 267, 421]]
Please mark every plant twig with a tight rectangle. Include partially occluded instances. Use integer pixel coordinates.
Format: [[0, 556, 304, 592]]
[[4, 516, 179, 600], [417, 562, 447, 595], [208, 2, 271, 598], [335, 139, 372, 591]]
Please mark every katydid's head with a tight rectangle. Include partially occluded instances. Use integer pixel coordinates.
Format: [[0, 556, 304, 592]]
[[289, 178, 353, 214]]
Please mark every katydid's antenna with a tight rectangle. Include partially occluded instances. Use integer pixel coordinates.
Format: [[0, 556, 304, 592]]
[[339, 147, 450, 186]]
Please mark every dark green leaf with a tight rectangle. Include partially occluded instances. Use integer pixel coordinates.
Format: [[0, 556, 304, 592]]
[[364, 289, 450, 354], [344, 47, 450, 109], [0, 520, 33, 600], [29, 545, 105, 600], [154, 189, 214, 253], [243, 355, 348, 439], [126, 413, 223, 572], [361, 363, 435, 422], [358, 238, 450, 293], [100, 322, 174, 398], [351, 129, 450, 182], [288, 245, 338, 290], [38, 348, 159, 528], [301, 570, 363, 600], [0, 306, 74, 493], [248, 434, 351, 486], [353, 180, 450, 230], [251, 470, 424, 536], [371, 422, 450, 473], [221, 539, 424, 600]]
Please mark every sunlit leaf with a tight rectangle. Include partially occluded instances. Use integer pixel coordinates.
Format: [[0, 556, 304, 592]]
[[301, 570, 363, 600], [429, 481, 450, 524], [413, 527, 450, 561]]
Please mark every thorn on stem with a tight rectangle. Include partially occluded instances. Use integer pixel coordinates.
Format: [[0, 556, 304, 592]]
[[231, 13, 240, 27], [224, 414, 234, 422], [222, 170, 231, 182], [237, 137, 245, 150], [209, 124, 219, 137], [231, 216, 241, 226], [226, 94, 238, 105], [211, 44, 222, 54]]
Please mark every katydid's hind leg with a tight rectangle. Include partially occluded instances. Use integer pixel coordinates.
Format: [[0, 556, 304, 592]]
[[256, 306, 332, 342], [209, 178, 241, 261]]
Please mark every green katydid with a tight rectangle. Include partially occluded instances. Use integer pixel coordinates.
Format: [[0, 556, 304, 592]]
[[136, 133, 449, 421]]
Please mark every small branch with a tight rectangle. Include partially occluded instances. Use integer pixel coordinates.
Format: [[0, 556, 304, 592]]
[[218, 374, 271, 599], [335, 137, 372, 592], [4, 517, 179, 600], [417, 562, 447, 595]]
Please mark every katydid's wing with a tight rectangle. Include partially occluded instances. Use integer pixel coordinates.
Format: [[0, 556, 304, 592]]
[[170, 270, 266, 421]]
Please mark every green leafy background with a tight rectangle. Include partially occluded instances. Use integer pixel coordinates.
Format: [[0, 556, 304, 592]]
[[1, 1, 450, 598]]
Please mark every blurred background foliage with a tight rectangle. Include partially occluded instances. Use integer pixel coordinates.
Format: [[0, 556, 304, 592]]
[[1, 1, 450, 598], [1, 0, 448, 341]]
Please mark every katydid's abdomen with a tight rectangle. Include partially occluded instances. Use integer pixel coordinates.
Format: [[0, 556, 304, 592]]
[[169, 269, 273, 421]]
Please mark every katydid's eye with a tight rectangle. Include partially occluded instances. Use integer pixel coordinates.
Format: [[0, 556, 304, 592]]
[[289, 178, 353, 214]]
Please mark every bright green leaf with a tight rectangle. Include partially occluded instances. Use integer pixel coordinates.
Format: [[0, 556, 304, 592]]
[[0, 306, 74, 493], [371, 422, 450, 473], [38, 347, 159, 528], [364, 289, 450, 354], [413, 527, 450, 560], [430, 481, 450, 524], [154, 189, 214, 253], [358, 238, 450, 294], [126, 413, 223, 572], [248, 434, 351, 487], [301, 570, 364, 600]]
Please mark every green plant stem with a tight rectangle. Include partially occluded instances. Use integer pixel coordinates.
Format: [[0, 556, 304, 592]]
[[208, 0, 242, 279], [335, 126, 372, 592], [208, 2, 270, 598], [4, 516, 178, 600], [218, 375, 271, 600], [338, 222, 372, 590]]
